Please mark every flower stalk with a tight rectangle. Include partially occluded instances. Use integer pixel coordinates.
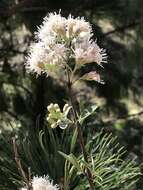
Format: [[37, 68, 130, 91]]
[[67, 72, 94, 190]]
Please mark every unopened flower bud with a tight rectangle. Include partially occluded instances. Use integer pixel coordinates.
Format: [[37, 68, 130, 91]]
[[57, 119, 61, 125], [51, 123, 57, 128], [53, 104, 59, 109], [56, 108, 61, 113], [47, 103, 54, 111], [48, 113, 52, 118], [47, 116, 50, 122], [63, 104, 69, 112]]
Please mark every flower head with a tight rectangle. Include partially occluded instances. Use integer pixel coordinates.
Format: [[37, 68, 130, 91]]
[[21, 176, 59, 190], [37, 13, 67, 40], [74, 40, 107, 66], [26, 12, 107, 81], [26, 41, 67, 78], [66, 14, 92, 39]]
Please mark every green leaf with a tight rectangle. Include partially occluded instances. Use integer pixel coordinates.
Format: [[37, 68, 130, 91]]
[[59, 151, 81, 172], [78, 105, 98, 125], [70, 128, 78, 153]]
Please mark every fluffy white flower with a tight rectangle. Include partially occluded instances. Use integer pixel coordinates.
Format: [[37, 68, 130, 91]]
[[21, 176, 59, 190], [32, 176, 59, 190], [26, 42, 67, 78], [26, 12, 107, 79], [37, 13, 92, 42], [37, 13, 67, 41], [74, 40, 107, 65], [26, 42, 46, 75], [66, 15, 92, 39]]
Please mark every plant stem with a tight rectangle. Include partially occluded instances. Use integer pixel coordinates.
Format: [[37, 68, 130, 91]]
[[67, 79, 94, 190], [12, 137, 33, 190]]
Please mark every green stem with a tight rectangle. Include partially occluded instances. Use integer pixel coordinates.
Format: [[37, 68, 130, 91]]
[[67, 72, 94, 190]]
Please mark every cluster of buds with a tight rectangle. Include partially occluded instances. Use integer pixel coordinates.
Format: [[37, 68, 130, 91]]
[[47, 103, 72, 129]]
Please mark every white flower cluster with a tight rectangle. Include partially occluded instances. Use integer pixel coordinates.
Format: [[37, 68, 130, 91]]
[[21, 176, 59, 190], [26, 12, 107, 81]]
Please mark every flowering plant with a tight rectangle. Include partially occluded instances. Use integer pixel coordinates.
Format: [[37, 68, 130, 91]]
[[12, 12, 140, 190], [25, 12, 107, 189]]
